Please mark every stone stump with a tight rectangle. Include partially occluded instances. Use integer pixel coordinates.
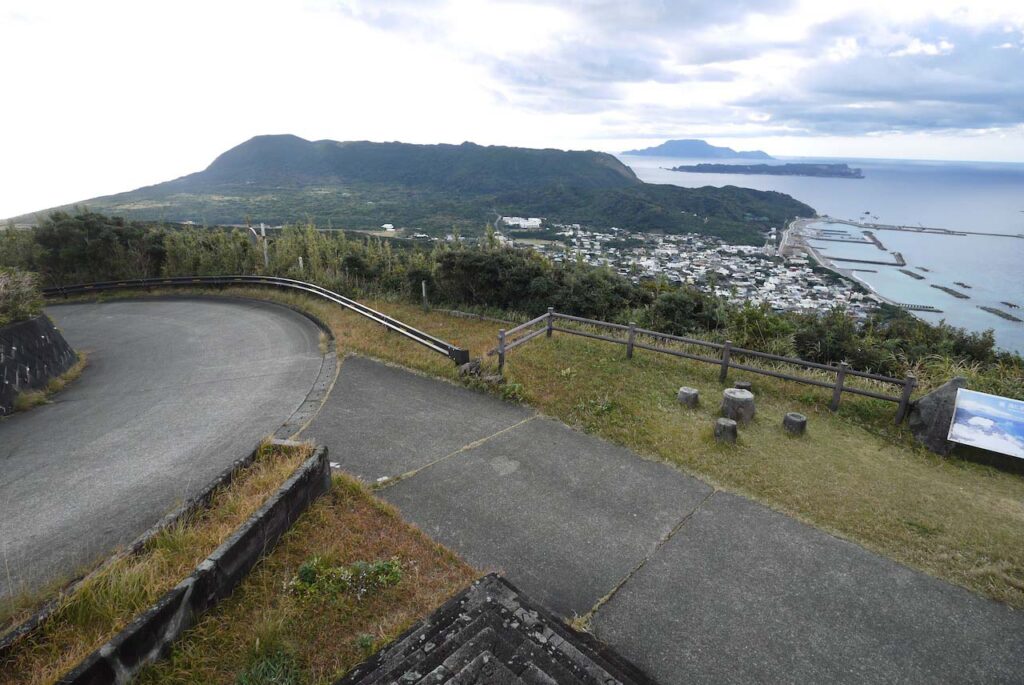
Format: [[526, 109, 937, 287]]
[[677, 387, 699, 407], [907, 376, 966, 456], [734, 380, 753, 392], [721, 388, 755, 425], [714, 418, 737, 443], [458, 358, 482, 378], [783, 412, 807, 436]]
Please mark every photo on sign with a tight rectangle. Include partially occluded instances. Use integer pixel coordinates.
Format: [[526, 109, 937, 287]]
[[947, 388, 1024, 459]]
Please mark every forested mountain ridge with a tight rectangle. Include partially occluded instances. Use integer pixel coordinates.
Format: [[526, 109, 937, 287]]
[[11, 135, 812, 244]]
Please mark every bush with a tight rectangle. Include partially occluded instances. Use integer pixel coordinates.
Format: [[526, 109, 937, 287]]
[[0, 268, 43, 326]]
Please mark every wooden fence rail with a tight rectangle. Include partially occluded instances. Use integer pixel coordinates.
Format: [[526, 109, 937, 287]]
[[490, 310, 916, 423]]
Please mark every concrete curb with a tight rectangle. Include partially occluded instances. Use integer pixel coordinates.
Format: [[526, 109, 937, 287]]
[[57, 444, 331, 684], [0, 439, 277, 656]]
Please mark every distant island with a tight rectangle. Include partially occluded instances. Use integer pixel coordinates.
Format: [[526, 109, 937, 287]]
[[622, 139, 773, 160], [669, 163, 865, 179]]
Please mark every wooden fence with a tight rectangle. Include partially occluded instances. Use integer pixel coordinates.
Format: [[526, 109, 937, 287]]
[[489, 308, 917, 423]]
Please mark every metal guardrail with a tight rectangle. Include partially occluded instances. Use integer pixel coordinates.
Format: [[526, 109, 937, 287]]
[[42, 275, 471, 365], [490, 308, 916, 423]]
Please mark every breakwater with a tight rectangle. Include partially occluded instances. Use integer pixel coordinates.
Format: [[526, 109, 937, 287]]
[[931, 285, 970, 300]]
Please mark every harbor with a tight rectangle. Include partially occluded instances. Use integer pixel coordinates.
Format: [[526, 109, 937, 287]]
[[781, 216, 1024, 352]]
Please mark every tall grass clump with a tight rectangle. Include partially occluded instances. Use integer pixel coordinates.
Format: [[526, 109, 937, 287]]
[[0, 267, 43, 326]]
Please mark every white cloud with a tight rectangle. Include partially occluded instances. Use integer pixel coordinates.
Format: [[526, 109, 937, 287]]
[[948, 421, 1024, 459], [889, 38, 956, 56]]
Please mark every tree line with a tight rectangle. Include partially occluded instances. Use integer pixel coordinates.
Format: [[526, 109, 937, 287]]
[[2, 211, 1020, 396]]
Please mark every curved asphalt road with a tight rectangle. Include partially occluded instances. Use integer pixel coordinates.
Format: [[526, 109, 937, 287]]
[[0, 298, 325, 600]]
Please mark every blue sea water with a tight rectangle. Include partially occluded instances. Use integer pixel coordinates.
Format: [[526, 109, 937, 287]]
[[619, 154, 1024, 354]]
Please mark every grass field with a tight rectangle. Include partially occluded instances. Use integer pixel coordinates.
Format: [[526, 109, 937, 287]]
[[65, 288, 1024, 609], [1, 441, 312, 685]]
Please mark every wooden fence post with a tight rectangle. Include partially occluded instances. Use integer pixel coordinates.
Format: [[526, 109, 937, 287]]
[[719, 340, 732, 383], [830, 362, 848, 411], [626, 322, 637, 359], [497, 329, 506, 375], [894, 374, 916, 424], [546, 307, 554, 338], [421, 280, 429, 312]]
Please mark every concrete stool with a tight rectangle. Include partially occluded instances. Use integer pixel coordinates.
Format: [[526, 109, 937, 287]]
[[721, 388, 755, 425], [677, 387, 699, 407], [714, 418, 738, 443], [734, 380, 753, 392], [783, 412, 807, 436]]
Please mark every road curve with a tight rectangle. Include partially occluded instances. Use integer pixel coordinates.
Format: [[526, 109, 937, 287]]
[[0, 298, 326, 600]]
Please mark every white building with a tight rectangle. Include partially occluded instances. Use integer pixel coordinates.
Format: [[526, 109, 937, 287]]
[[502, 216, 543, 230]]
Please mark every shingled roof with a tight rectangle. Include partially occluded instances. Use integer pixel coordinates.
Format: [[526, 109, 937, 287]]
[[335, 574, 654, 685]]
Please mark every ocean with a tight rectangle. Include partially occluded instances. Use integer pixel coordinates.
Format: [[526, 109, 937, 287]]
[[619, 154, 1024, 354]]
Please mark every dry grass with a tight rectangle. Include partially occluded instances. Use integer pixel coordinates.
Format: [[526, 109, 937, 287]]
[[135, 474, 477, 684], [68, 288, 1024, 607], [10, 353, 88, 413], [0, 441, 313, 685]]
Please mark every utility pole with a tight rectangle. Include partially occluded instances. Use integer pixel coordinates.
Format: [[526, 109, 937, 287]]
[[260, 223, 268, 268]]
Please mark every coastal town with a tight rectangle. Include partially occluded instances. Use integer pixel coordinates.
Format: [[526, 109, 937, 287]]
[[496, 216, 882, 318]]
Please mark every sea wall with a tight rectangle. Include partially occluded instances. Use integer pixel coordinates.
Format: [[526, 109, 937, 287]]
[[0, 314, 77, 416]]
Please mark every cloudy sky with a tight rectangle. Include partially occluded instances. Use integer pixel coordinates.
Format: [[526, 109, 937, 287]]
[[2, 0, 1022, 218]]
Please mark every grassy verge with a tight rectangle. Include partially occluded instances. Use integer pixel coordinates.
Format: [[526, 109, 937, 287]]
[[10, 353, 88, 413], [135, 475, 477, 684], [0, 440, 313, 685], [66, 288, 1024, 607]]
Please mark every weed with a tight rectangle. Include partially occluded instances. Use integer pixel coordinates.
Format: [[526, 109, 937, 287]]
[[355, 633, 375, 656], [236, 647, 303, 685], [289, 557, 402, 600], [500, 382, 525, 402]]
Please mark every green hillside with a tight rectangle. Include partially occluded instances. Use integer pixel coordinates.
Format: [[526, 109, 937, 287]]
[[13, 135, 814, 243]]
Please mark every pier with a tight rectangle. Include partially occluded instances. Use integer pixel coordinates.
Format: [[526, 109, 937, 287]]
[[818, 216, 1024, 239], [830, 251, 906, 267], [898, 304, 943, 313]]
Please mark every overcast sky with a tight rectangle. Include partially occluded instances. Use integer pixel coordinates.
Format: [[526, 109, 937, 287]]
[[2, 0, 1023, 218]]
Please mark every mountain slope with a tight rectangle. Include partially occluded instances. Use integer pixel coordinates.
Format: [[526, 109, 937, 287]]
[[14, 135, 809, 243], [622, 139, 773, 160]]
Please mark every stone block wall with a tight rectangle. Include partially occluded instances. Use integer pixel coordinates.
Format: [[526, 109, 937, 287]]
[[0, 314, 77, 416]]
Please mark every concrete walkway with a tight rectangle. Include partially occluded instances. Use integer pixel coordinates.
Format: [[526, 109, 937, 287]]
[[0, 299, 325, 599], [304, 356, 1024, 683]]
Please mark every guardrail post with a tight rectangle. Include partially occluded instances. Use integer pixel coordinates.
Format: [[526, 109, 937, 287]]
[[626, 322, 637, 359], [421, 280, 429, 312], [830, 362, 848, 411], [719, 340, 732, 383], [546, 307, 554, 338], [894, 374, 916, 424], [497, 329, 506, 375]]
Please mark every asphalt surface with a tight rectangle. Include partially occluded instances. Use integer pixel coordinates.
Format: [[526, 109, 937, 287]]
[[0, 298, 324, 599], [305, 355, 1024, 684]]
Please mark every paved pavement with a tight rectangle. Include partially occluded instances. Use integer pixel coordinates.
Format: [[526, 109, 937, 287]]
[[0, 298, 325, 599], [304, 355, 1024, 684]]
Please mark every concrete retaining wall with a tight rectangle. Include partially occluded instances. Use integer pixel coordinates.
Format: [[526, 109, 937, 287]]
[[0, 439, 288, 656], [0, 314, 76, 416], [56, 445, 331, 684]]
